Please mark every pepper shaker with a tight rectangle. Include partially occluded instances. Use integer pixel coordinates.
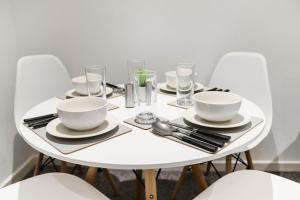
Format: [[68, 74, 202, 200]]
[[125, 83, 135, 108]]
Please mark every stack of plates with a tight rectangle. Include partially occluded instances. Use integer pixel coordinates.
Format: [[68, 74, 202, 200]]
[[46, 115, 118, 139], [65, 87, 113, 98], [159, 82, 204, 94], [183, 109, 251, 129]]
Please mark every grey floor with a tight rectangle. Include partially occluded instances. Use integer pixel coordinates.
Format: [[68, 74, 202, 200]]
[[25, 164, 300, 200]]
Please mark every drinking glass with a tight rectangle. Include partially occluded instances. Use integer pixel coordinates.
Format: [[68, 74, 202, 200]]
[[176, 63, 195, 106], [127, 59, 145, 83], [134, 69, 157, 124], [85, 65, 106, 99]]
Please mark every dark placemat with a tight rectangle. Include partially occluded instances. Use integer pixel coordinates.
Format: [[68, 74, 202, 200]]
[[25, 124, 132, 154], [161, 116, 264, 153]]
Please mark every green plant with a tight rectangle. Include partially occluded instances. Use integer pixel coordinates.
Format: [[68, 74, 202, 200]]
[[137, 69, 147, 87]]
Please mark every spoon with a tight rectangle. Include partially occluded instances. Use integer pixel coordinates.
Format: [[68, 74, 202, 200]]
[[167, 124, 225, 148], [152, 119, 218, 153]]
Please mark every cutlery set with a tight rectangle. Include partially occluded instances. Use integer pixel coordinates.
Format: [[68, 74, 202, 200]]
[[152, 119, 231, 153], [205, 87, 230, 92], [24, 113, 58, 129], [106, 83, 125, 94]]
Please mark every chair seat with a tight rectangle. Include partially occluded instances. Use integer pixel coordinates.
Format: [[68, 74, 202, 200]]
[[0, 173, 109, 200], [194, 170, 300, 200]]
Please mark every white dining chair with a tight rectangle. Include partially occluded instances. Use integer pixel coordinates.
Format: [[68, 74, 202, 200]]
[[14, 55, 118, 194], [0, 173, 110, 200], [193, 170, 300, 200], [172, 52, 273, 199], [15, 55, 73, 175], [208, 52, 272, 172]]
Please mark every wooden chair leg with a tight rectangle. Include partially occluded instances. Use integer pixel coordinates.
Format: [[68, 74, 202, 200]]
[[171, 166, 189, 200], [60, 161, 68, 173], [191, 164, 208, 191], [245, 150, 254, 169], [144, 169, 157, 200], [135, 170, 143, 200], [34, 153, 44, 176], [226, 155, 232, 174], [85, 167, 98, 185], [103, 168, 119, 195]]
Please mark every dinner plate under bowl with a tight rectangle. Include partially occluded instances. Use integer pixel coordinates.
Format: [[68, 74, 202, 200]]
[[65, 87, 113, 98], [159, 82, 204, 93], [183, 108, 251, 129], [46, 115, 118, 139]]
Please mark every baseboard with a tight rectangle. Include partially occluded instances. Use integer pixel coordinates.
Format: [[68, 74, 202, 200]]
[[165, 160, 300, 172], [0, 155, 36, 188], [203, 160, 300, 172]]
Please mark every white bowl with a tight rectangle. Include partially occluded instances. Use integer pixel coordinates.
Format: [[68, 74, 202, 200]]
[[72, 75, 101, 96], [57, 97, 107, 131], [193, 91, 242, 122], [165, 71, 177, 88]]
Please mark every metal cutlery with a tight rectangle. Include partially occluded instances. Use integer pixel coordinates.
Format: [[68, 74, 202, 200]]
[[27, 116, 57, 127], [167, 124, 225, 147], [206, 88, 230, 92], [152, 119, 218, 153], [24, 113, 58, 129], [168, 121, 231, 142], [106, 83, 125, 92], [24, 113, 58, 123]]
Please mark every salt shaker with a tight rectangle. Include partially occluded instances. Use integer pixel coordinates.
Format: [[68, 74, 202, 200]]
[[125, 83, 135, 108]]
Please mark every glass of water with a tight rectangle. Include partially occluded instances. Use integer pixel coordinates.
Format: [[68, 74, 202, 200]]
[[85, 65, 107, 99], [127, 59, 145, 83], [134, 69, 157, 124], [176, 63, 195, 106]]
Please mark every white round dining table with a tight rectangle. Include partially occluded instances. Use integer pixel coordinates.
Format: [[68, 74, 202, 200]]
[[19, 92, 265, 200]]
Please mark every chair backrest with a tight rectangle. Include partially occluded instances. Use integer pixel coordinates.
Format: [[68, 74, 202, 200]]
[[14, 55, 72, 130], [209, 52, 273, 149]]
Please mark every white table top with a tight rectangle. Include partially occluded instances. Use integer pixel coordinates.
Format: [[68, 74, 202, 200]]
[[19, 93, 265, 170]]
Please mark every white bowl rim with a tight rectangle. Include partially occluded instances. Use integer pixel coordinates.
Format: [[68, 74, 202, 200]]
[[57, 97, 107, 113], [193, 91, 242, 105], [72, 76, 86, 83], [165, 71, 176, 76]]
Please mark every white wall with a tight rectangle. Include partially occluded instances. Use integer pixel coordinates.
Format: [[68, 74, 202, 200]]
[[8, 0, 300, 168], [0, 0, 34, 185]]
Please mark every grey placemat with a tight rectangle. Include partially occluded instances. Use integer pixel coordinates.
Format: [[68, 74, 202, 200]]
[[167, 101, 193, 109], [162, 116, 264, 153], [26, 124, 132, 154], [124, 116, 167, 130]]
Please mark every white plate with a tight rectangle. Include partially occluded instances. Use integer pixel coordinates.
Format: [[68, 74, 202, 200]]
[[159, 82, 204, 93], [46, 115, 118, 139], [183, 108, 251, 129], [65, 87, 113, 98]]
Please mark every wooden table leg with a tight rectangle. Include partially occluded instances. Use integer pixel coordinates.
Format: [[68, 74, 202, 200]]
[[245, 150, 254, 169], [60, 161, 68, 173], [135, 170, 143, 200], [103, 168, 119, 195], [171, 166, 189, 200], [191, 164, 208, 191], [85, 167, 98, 185], [34, 152, 44, 176], [226, 155, 232, 174], [144, 169, 157, 200]]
